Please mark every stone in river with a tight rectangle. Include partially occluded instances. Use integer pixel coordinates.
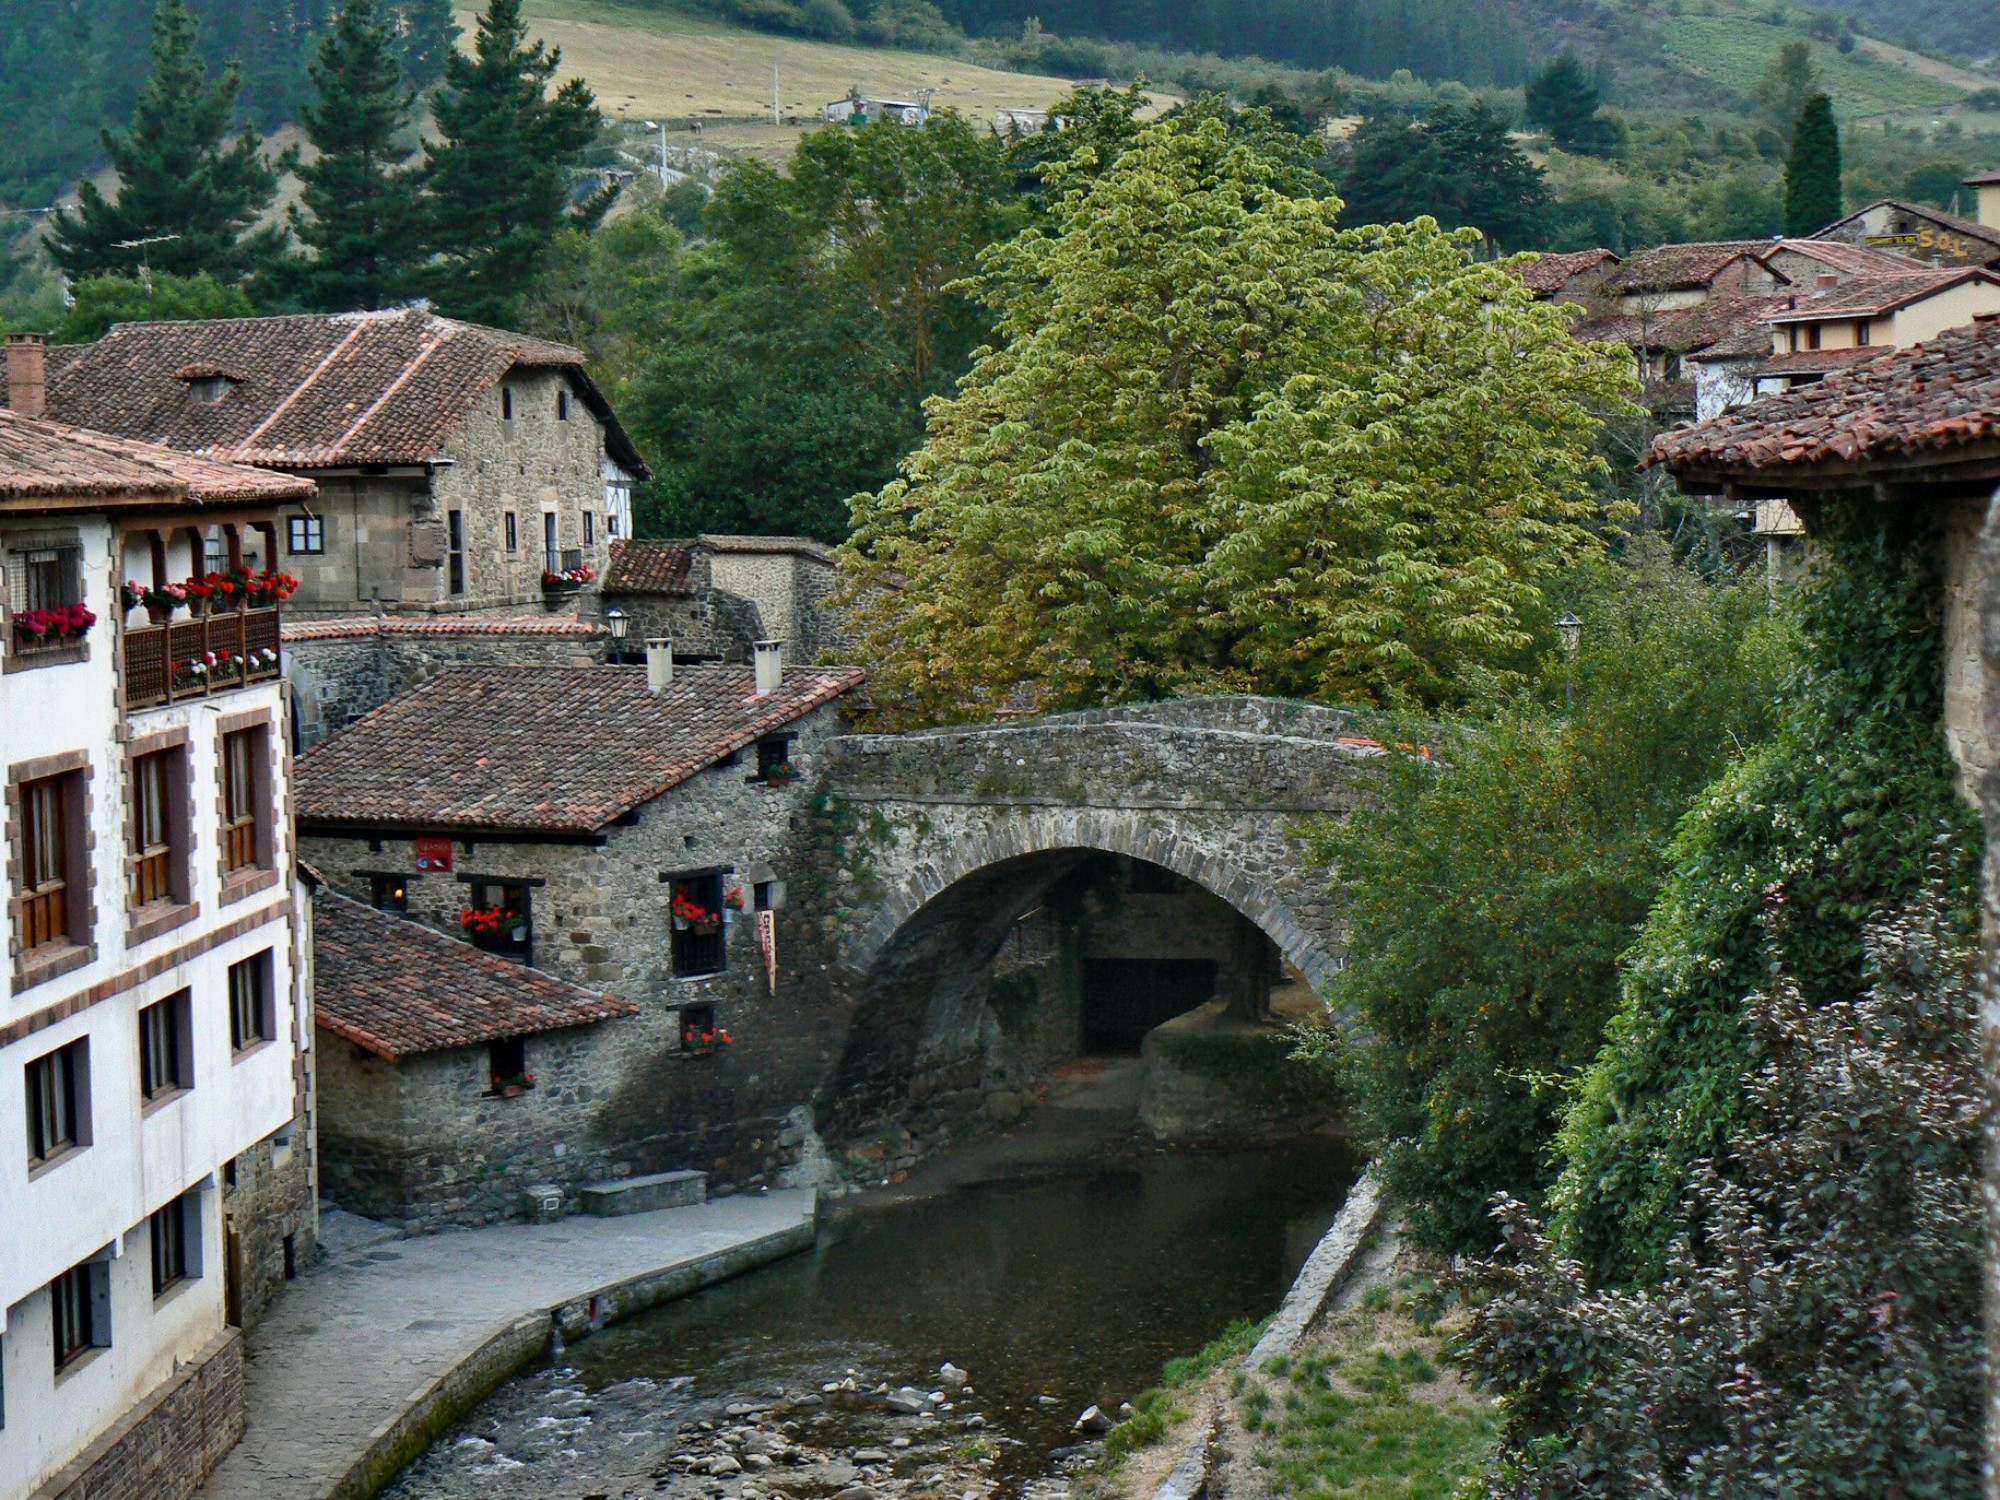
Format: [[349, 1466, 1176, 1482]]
[[885, 1389, 930, 1415], [890, 1438, 912, 1449], [709, 1456, 745, 1476], [744, 1455, 774, 1471], [1074, 1406, 1113, 1435], [833, 1487, 883, 1500], [940, 1362, 969, 1387], [964, 1416, 987, 1430], [853, 1449, 891, 1464]]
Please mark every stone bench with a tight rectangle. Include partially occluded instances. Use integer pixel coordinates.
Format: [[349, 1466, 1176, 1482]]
[[578, 1170, 708, 1217]]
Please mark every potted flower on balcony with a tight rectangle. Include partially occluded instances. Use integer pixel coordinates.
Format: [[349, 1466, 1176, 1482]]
[[762, 760, 799, 788], [207, 571, 243, 611], [460, 905, 527, 942], [182, 577, 214, 618], [137, 581, 186, 623], [492, 1070, 537, 1098], [13, 603, 97, 649], [680, 1022, 735, 1055], [723, 886, 748, 914], [246, 571, 301, 606], [122, 580, 145, 614], [671, 890, 720, 936], [540, 562, 595, 609]]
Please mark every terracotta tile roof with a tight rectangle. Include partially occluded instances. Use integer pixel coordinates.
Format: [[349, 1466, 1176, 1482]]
[[1607, 241, 1778, 294], [1755, 346, 1889, 379], [1514, 248, 1619, 296], [1581, 294, 1795, 355], [1969, 171, 2000, 187], [1651, 316, 2000, 479], [313, 888, 635, 1060], [283, 615, 603, 642], [27, 309, 649, 477], [1687, 322, 1780, 362], [1766, 238, 1928, 276], [604, 538, 699, 596], [1767, 268, 2000, 322], [701, 533, 839, 563], [296, 661, 866, 833], [0, 407, 315, 506], [1813, 200, 2000, 260]]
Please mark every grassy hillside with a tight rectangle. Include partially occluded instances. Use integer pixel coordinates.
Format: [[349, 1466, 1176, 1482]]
[[1656, 14, 1963, 117], [1808, 0, 2000, 61]]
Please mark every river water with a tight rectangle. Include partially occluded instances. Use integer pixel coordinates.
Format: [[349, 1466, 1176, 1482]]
[[383, 1132, 1360, 1500]]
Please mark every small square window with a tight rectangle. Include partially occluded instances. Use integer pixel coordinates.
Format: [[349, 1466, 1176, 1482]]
[[286, 515, 324, 556], [488, 1036, 532, 1095], [680, 1003, 718, 1051], [754, 736, 795, 782], [463, 880, 533, 961], [371, 875, 410, 915], [228, 951, 275, 1054]]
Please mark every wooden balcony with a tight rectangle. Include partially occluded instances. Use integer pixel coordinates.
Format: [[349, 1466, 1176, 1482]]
[[123, 607, 282, 710]]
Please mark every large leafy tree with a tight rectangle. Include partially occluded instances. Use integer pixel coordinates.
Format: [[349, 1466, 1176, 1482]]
[[286, 0, 421, 311], [55, 271, 255, 343], [1337, 101, 1551, 250], [1783, 92, 1843, 235], [420, 0, 607, 327], [840, 115, 1637, 728], [47, 0, 285, 285]]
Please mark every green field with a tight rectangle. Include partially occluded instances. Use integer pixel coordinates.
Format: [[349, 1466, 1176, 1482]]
[[1658, 14, 1966, 119]]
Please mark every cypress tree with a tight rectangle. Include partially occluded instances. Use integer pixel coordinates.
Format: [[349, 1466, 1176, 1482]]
[[1784, 92, 1843, 235], [286, 0, 421, 311], [418, 0, 606, 328], [46, 0, 284, 285]]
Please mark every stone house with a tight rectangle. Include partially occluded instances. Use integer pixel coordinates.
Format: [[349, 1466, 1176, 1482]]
[[293, 648, 866, 1222], [597, 534, 845, 664], [0, 363, 316, 1499], [1813, 172, 2000, 271], [309, 887, 638, 1231], [18, 309, 650, 621]]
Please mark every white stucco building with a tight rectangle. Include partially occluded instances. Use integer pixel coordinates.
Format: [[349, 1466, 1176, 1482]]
[[0, 338, 316, 1500]]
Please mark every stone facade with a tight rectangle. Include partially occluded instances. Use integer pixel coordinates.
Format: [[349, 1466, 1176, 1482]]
[[27, 1331, 243, 1500], [284, 618, 606, 750], [299, 699, 853, 1228], [596, 536, 853, 667]]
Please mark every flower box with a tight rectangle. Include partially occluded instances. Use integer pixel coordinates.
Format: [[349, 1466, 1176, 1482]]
[[12, 602, 97, 650]]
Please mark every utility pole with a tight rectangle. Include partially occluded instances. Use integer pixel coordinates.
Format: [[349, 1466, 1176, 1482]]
[[774, 65, 781, 127]]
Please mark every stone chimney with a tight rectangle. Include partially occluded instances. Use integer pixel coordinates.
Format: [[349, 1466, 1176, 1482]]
[[753, 640, 784, 696], [645, 638, 674, 693], [1815, 273, 1838, 293], [6, 333, 47, 418]]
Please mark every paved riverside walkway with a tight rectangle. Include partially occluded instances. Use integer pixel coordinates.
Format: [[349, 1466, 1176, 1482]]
[[198, 1190, 817, 1500]]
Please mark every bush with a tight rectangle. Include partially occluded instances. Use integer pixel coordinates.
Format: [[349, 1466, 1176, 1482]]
[[1295, 546, 1794, 1256], [1549, 502, 1981, 1286], [1452, 869, 1983, 1497]]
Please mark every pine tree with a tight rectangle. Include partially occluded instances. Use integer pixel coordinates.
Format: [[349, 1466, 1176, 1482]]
[[1784, 93, 1843, 235], [286, 0, 421, 311], [418, 0, 606, 327], [1524, 49, 1614, 155], [46, 0, 284, 285], [393, 0, 460, 91]]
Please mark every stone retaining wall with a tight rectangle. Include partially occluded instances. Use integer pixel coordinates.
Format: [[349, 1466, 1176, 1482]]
[[30, 1330, 243, 1500]]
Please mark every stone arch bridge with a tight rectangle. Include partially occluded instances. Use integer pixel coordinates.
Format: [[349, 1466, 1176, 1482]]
[[810, 697, 1389, 1136]]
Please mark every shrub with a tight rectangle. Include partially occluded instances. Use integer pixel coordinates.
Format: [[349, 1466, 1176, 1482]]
[[1452, 869, 1983, 1497]]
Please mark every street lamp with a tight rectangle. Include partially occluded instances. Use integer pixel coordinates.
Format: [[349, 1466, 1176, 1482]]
[[1555, 612, 1582, 654], [605, 607, 629, 663]]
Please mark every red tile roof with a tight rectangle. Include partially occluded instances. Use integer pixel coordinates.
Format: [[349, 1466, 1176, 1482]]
[[283, 616, 603, 642], [1755, 346, 1889, 379], [29, 309, 648, 476], [1766, 267, 1999, 322], [1765, 238, 1928, 276], [1812, 200, 2000, 260], [0, 407, 315, 506], [1651, 316, 2000, 480], [313, 888, 635, 1060], [1607, 241, 1778, 294], [1581, 294, 1795, 355], [1964, 171, 2000, 187], [604, 538, 699, 596], [1514, 248, 1619, 296], [296, 661, 865, 833]]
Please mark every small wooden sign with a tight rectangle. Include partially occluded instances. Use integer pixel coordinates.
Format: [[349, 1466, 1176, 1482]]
[[413, 836, 453, 872]]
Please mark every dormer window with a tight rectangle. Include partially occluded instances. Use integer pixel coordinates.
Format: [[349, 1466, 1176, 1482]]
[[174, 365, 241, 405]]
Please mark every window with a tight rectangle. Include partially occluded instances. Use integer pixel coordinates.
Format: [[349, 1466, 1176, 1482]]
[[557, 389, 570, 421], [501, 386, 514, 421], [286, 514, 324, 556], [370, 874, 410, 915], [139, 991, 191, 1103], [583, 512, 595, 547], [1856, 321, 1871, 347], [447, 510, 465, 597], [132, 748, 184, 908], [680, 1002, 718, 1051], [1788, 326, 1800, 353], [1806, 324, 1823, 351], [606, 510, 620, 539], [754, 736, 795, 782], [50, 1261, 109, 1372], [504, 512, 518, 553], [228, 951, 275, 1054], [543, 513, 559, 575], [487, 1035, 532, 1094], [5, 538, 84, 657], [463, 879, 533, 962], [150, 1194, 197, 1296], [26, 1039, 87, 1166], [670, 872, 727, 978], [188, 376, 231, 405], [204, 536, 226, 577], [17, 772, 77, 952], [221, 727, 266, 875]]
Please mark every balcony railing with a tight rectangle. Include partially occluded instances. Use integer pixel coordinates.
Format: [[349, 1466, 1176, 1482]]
[[123, 607, 282, 710]]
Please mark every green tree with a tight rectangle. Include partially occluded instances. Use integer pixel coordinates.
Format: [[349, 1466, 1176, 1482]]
[[286, 0, 422, 311], [1903, 158, 1972, 211], [393, 0, 459, 90], [1295, 549, 1794, 1254], [55, 271, 255, 343], [1783, 92, 1842, 235], [1525, 49, 1617, 155], [1754, 40, 1821, 141], [46, 0, 284, 285], [419, 0, 607, 327], [1338, 101, 1551, 250], [840, 115, 1637, 728]]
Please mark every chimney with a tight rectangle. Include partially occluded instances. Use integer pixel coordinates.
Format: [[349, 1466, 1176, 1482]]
[[645, 638, 673, 693], [6, 333, 46, 418], [1815, 273, 1838, 294], [753, 639, 784, 696]]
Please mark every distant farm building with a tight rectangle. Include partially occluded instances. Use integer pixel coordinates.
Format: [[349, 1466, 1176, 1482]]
[[823, 96, 929, 127]]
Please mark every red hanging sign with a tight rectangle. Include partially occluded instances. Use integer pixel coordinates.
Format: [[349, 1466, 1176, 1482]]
[[413, 836, 454, 872], [756, 909, 778, 992]]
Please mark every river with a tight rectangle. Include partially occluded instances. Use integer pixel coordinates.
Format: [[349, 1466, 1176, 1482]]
[[383, 1130, 1359, 1500]]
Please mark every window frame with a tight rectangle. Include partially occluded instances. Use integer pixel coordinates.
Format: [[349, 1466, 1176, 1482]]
[[219, 725, 269, 881], [370, 874, 411, 915], [50, 1260, 109, 1374], [583, 512, 595, 547], [504, 512, 518, 553], [150, 1193, 199, 1298], [446, 509, 466, 597], [138, 990, 193, 1106], [227, 950, 276, 1056], [286, 514, 325, 556], [3, 533, 87, 669], [462, 877, 535, 964], [557, 388, 570, 421], [669, 870, 728, 979], [26, 1038, 89, 1170]]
